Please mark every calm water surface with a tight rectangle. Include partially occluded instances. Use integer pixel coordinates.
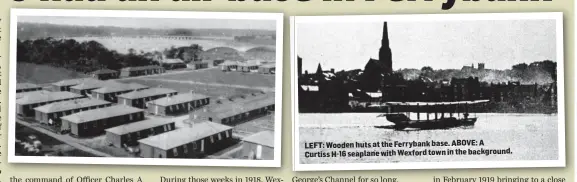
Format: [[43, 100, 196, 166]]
[[298, 113, 559, 164]]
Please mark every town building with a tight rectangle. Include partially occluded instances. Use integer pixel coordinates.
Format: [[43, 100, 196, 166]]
[[33, 98, 113, 126], [16, 91, 85, 117], [192, 93, 274, 125], [138, 121, 234, 158], [91, 82, 150, 103], [478, 63, 485, 70], [17, 83, 43, 93], [90, 69, 119, 80], [240, 130, 274, 160], [50, 78, 95, 92], [119, 65, 165, 77], [258, 64, 276, 74], [105, 118, 176, 148], [161, 58, 187, 70], [117, 88, 178, 109], [220, 60, 238, 71], [146, 93, 210, 116], [60, 105, 145, 137]]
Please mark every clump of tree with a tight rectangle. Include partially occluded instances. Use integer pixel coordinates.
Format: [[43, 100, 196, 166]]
[[17, 38, 156, 73], [164, 44, 204, 63]]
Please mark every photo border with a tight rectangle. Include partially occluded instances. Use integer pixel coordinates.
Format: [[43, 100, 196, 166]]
[[9, 8, 284, 168], [291, 12, 566, 171]]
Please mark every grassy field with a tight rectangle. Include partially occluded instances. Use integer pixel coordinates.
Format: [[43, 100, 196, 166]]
[[120, 79, 261, 98], [153, 69, 275, 88], [17, 62, 89, 85]]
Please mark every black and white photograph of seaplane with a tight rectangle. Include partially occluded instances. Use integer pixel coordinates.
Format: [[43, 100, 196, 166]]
[[373, 100, 489, 130], [291, 13, 564, 171]]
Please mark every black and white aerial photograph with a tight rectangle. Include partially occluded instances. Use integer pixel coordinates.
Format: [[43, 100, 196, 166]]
[[291, 13, 564, 171], [9, 9, 283, 167]]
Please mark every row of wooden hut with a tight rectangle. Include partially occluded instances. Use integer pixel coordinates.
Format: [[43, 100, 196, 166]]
[[219, 60, 276, 74], [16, 82, 274, 160]]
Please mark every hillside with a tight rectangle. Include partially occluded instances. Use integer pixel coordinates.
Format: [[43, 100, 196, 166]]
[[17, 23, 275, 40], [17, 62, 89, 85]]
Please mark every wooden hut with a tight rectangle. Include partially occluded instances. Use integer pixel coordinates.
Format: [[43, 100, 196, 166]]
[[117, 88, 178, 109], [105, 118, 176, 148], [146, 93, 210, 116], [60, 105, 145, 137], [138, 121, 234, 158]]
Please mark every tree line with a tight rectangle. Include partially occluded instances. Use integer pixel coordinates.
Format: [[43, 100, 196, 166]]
[[17, 38, 156, 73]]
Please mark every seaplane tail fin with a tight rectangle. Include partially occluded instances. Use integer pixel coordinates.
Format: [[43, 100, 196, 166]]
[[376, 114, 388, 117]]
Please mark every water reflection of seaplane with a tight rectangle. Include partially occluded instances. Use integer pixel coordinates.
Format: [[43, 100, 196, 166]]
[[370, 100, 489, 130]]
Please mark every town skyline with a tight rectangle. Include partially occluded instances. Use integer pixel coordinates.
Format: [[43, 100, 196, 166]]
[[297, 19, 557, 73]]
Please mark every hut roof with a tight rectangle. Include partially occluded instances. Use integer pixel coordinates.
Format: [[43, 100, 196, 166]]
[[91, 69, 118, 75], [61, 105, 143, 124], [260, 63, 276, 68], [117, 88, 177, 99], [51, 78, 97, 87], [16, 91, 84, 105], [138, 121, 232, 150], [92, 82, 150, 94], [70, 80, 121, 90], [121, 65, 164, 71], [242, 130, 274, 148], [148, 93, 210, 107], [105, 118, 175, 135], [197, 93, 274, 119], [34, 98, 111, 113]]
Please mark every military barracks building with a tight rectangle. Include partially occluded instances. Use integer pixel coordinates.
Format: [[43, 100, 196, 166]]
[[33, 98, 113, 126], [60, 105, 145, 137], [220, 61, 238, 71], [241, 130, 274, 160], [258, 64, 276, 74], [138, 121, 234, 158], [91, 69, 119, 80], [91, 82, 150, 103], [193, 93, 274, 125], [146, 93, 210, 116], [50, 78, 94, 92], [17, 83, 42, 93], [69, 80, 121, 96], [16, 91, 85, 117], [120, 65, 165, 77], [117, 88, 178, 109], [105, 118, 176, 148]]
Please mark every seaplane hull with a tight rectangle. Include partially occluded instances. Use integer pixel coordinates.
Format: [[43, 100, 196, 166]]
[[382, 113, 477, 130]]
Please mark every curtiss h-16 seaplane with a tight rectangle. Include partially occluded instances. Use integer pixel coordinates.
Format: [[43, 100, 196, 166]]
[[369, 100, 489, 130]]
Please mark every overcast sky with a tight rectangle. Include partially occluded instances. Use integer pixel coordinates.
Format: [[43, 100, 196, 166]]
[[297, 19, 557, 72], [18, 16, 276, 30]]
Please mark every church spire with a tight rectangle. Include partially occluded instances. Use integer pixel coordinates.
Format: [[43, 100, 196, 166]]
[[316, 63, 323, 75], [379, 22, 393, 73]]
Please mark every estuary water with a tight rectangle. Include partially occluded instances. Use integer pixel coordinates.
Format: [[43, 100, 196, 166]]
[[298, 113, 559, 164]]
